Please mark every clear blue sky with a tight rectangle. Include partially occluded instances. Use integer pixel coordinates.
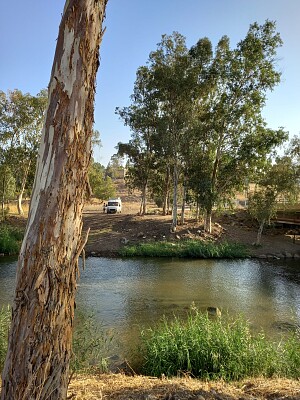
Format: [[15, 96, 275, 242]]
[[0, 0, 299, 166]]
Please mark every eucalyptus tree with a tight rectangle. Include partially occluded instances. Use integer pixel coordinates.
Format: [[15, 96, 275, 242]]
[[117, 33, 210, 226], [189, 21, 288, 232], [147, 32, 207, 230], [116, 65, 159, 214], [1, 1, 108, 399], [0, 89, 48, 214]]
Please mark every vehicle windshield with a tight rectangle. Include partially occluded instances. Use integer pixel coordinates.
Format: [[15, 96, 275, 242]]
[[108, 202, 119, 206]]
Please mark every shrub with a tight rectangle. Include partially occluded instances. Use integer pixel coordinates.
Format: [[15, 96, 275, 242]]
[[0, 224, 24, 254], [140, 307, 300, 380]]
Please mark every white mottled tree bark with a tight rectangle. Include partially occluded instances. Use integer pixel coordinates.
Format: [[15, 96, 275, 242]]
[[1, 1, 107, 399]]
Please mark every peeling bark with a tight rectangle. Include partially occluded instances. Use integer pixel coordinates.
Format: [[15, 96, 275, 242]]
[[1, 1, 108, 399]]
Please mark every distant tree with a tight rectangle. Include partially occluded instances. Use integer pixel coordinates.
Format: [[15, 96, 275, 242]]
[[116, 64, 160, 215], [89, 161, 116, 200], [0, 1, 108, 398], [106, 153, 124, 179], [0, 162, 16, 219], [248, 156, 299, 245], [0, 89, 48, 214]]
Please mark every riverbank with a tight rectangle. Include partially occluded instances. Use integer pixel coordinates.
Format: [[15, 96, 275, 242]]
[[68, 374, 300, 399], [2, 204, 300, 259], [82, 204, 300, 260]]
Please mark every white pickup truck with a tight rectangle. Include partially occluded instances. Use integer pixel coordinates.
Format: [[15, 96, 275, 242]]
[[106, 198, 122, 214]]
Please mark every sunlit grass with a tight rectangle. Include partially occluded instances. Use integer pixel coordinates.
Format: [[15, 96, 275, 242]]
[[140, 307, 300, 380], [89, 228, 113, 236], [120, 240, 249, 259]]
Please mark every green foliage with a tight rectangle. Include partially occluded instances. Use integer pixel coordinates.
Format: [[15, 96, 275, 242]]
[[70, 312, 113, 374], [248, 155, 300, 244], [0, 224, 24, 254], [248, 189, 277, 225], [0, 306, 10, 371], [0, 164, 16, 211], [117, 22, 287, 228], [140, 307, 300, 380], [88, 161, 116, 200], [0, 89, 48, 213], [120, 240, 248, 259]]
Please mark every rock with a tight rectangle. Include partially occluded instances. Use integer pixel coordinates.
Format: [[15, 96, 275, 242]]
[[120, 237, 129, 245], [207, 307, 221, 317], [258, 254, 267, 259], [293, 253, 300, 259], [274, 253, 282, 259], [284, 252, 293, 258], [175, 235, 181, 240], [137, 232, 145, 238]]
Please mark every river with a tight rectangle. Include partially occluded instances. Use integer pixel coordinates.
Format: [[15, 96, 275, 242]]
[[1, 256, 299, 359]]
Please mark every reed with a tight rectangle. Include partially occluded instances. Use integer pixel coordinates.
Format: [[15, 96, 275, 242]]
[[140, 307, 300, 380]]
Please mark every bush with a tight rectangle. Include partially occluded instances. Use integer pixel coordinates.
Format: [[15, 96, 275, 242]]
[[0, 306, 10, 371], [120, 240, 248, 259], [0, 224, 23, 254], [140, 307, 300, 380]]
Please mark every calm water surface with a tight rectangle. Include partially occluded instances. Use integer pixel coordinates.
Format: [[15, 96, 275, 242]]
[[1, 256, 299, 358]]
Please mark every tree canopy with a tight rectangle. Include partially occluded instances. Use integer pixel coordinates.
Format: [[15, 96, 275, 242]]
[[117, 21, 289, 230]]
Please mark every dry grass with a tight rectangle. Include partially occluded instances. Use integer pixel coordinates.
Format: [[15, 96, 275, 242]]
[[67, 374, 300, 399]]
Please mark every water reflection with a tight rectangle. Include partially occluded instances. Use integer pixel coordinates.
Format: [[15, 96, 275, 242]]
[[0, 256, 299, 357]]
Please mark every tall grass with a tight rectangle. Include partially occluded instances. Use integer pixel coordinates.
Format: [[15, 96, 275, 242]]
[[70, 312, 113, 374], [0, 308, 112, 375], [140, 307, 300, 380], [120, 240, 248, 259], [0, 307, 10, 370], [0, 224, 24, 254]]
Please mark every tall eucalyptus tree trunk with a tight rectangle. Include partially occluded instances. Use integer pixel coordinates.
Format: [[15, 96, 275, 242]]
[[1, 1, 107, 399]]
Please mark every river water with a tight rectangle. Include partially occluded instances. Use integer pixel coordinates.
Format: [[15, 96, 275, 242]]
[[1, 256, 299, 358]]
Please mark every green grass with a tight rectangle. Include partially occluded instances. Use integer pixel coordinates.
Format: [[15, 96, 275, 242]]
[[0, 307, 10, 370], [120, 240, 249, 259], [0, 224, 24, 254], [140, 307, 300, 380]]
